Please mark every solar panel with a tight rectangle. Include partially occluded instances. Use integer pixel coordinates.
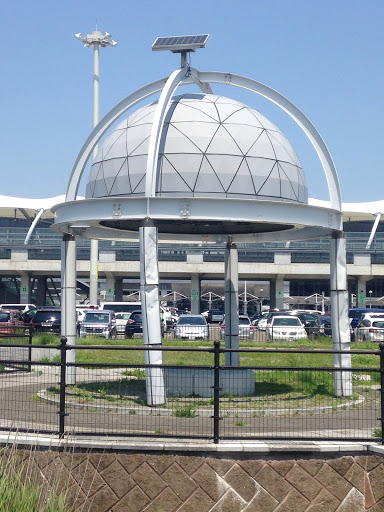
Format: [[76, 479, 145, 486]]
[[152, 34, 210, 52]]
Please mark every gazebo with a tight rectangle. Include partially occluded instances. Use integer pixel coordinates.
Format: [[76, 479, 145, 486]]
[[52, 35, 351, 404]]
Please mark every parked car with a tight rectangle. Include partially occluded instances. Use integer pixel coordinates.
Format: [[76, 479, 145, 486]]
[[258, 311, 289, 331], [0, 309, 25, 334], [100, 301, 141, 314], [125, 310, 144, 338], [349, 308, 384, 330], [115, 312, 132, 335], [0, 303, 36, 314], [355, 313, 384, 342], [175, 314, 208, 340], [207, 309, 224, 323], [79, 310, 117, 340], [318, 316, 355, 340], [295, 313, 321, 339], [319, 316, 332, 337], [30, 308, 61, 334], [21, 307, 38, 324], [266, 315, 307, 342], [220, 315, 254, 340]]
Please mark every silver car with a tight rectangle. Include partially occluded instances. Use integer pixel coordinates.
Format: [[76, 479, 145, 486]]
[[79, 310, 117, 339], [175, 314, 208, 340], [220, 315, 254, 340]]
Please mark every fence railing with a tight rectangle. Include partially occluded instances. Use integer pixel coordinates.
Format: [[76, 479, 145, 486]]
[[0, 333, 382, 444]]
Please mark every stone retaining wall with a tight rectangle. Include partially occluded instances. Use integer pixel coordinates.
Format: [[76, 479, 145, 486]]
[[4, 448, 384, 511]]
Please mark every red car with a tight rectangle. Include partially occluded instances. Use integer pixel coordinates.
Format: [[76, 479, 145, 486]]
[[0, 309, 25, 334]]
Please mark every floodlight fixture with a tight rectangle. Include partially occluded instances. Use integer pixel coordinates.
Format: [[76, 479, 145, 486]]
[[152, 34, 209, 53], [74, 29, 117, 48]]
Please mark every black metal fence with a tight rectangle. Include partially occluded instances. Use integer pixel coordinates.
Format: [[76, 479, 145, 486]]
[[0, 332, 382, 444]]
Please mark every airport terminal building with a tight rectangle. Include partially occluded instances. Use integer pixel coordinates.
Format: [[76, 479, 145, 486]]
[[1, 194, 384, 313]]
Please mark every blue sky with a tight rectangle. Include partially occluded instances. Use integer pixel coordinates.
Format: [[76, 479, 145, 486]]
[[2, 0, 383, 202]]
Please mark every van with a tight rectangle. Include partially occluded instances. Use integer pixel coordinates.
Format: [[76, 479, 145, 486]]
[[100, 301, 141, 314]]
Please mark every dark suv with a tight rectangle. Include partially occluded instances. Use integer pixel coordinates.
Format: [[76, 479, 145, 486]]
[[30, 308, 61, 334]]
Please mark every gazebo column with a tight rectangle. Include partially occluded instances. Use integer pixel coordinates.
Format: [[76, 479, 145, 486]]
[[61, 232, 77, 385], [330, 231, 352, 397], [225, 239, 239, 367], [140, 220, 165, 406]]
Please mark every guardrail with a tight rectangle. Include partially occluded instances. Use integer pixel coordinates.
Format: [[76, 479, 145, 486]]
[[0, 334, 382, 444]]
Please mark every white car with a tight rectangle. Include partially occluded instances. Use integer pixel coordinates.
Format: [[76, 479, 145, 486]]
[[115, 312, 132, 335], [355, 313, 384, 342], [175, 314, 208, 340], [266, 315, 307, 341]]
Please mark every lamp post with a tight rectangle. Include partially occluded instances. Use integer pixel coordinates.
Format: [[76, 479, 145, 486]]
[[369, 290, 373, 308], [75, 29, 117, 305]]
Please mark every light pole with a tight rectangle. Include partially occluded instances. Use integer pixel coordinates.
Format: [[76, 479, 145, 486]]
[[75, 29, 117, 305], [369, 290, 373, 308]]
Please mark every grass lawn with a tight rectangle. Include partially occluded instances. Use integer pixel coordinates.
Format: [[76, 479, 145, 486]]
[[30, 333, 381, 371]]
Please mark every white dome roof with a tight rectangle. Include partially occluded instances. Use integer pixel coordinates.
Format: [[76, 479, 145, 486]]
[[86, 93, 308, 204]]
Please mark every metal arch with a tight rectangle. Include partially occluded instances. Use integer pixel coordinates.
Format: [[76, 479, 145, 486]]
[[66, 67, 341, 211], [145, 68, 187, 198], [190, 69, 342, 212], [24, 208, 45, 245]]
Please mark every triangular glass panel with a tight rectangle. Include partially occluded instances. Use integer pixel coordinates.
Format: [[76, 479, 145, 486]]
[[103, 159, 128, 195], [126, 124, 152, 155], [216, 104, 245, 123], [224, 124, 264, 155], [102, 130, 124, 158], [128, 103, 157, 127], [256, 162, 282, 198], [206, 125, 243, 155], [162, 124, 203, 154], [248, 110, 279, 131], [170, 101, 219, 123], [128, 155, 147, 192], [268, 131, 300, 165], [247, 130, 276, 159], [227, 159, 256, 196], [171, 121, 218, 153], [224, 108, 264, 128], [278, 163, 300, 201], [159, 157, 192, 193], [92, 165, 108, 198], [109, 160, 131, 196], [194, 156, 226, 194], [247, 158, 278, 195], [101, 129, 127, 161], [164, 154, 204, 190], [205, 154, 243, 191]]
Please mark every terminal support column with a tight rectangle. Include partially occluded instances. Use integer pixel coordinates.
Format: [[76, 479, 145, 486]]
[[225, 239, 239, 367], [20, 272, 30, 304], [61, 232, 77, 385], [140, 220, 165, 406], [105, 273, 115, 302], [330, 231, 352, 397], [190, 274, 200, 314]]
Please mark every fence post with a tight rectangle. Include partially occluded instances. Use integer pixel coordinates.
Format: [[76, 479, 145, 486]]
[[380, 343, 384, 445], [58, 336, 68, 438], [213, 340, 221, 444], [27, 326, 32, 373]]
